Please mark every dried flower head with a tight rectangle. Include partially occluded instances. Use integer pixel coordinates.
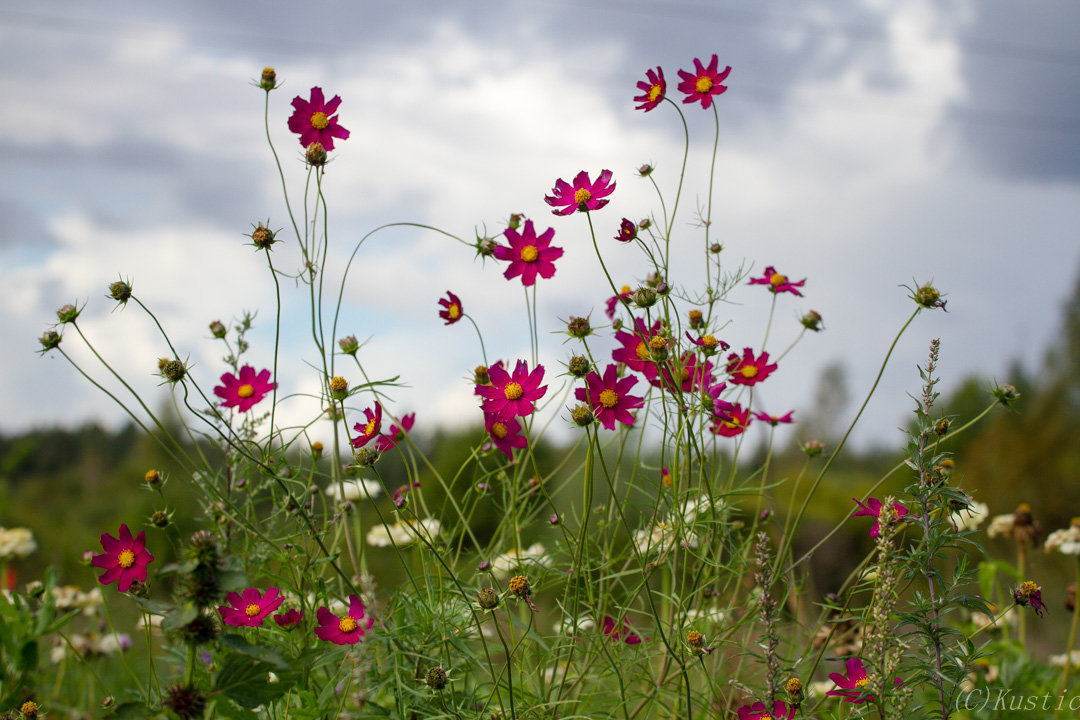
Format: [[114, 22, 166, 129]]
[[259, 66, 277, 91], [250, 222, 276, 250], [477, 587, 500, 610], [108, 279, 133, 304], [425, 666, 448, 690], [801, 310, 823, 331], [162, 684, 207, 720]]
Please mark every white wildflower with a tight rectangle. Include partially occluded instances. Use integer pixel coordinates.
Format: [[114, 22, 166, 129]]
[[325, 478, 382, 502], [950, 501, 988, 532], [1045, 522, 1080, 555], [1050, 650, 1080, 668], [365, 517, 440, 547], [0, 527, 37, 560], [986, 513, 1015, 539], [489, 543, 551, 577]]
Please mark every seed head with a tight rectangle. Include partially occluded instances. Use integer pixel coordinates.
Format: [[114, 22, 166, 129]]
[[305, 142, 327, 167], [913, 282, 947, 310], [475, 236, 497, 257], [162, 684, 207, 720], [159, 359, 187, 383], [425, 666, 448, 690], [633, 287, 657, 308]]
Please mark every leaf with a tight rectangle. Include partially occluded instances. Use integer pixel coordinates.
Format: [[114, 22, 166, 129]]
[[105, 701, 157, 719], [161, 603, 200, 631], [213, 653, 297, 709], [217, 634, 287, 667]]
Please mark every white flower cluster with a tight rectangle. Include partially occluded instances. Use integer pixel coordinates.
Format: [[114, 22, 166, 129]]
[[0, 527, 37, 560], [950, 500, 988, 532], [365, 517, 440, 548], [52, 586, 104, 616], [1045, 523, 1080, 555], [325, 478, 382, 502], [489, 543, 552, 578], [51, 632, 132, 663]]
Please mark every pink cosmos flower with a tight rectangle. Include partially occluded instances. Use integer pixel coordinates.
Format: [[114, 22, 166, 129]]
[[852, 497, 913, 538], [485, 412, 528, 459], [749, 266, 806, 296], [214, 366, 276, 412], [711, 403, 751, 437], [605, 286, 633, 320], [702, 378, 734, 417], [476, 360, 547, 422], [737, 700, 796, 720], [438, 291, 464, 325], [601, 615, 643, 645], [1013, 581, 1048, 617], [575, 364, 644, 431], [376, 412, 415, 452], [615, 218, 638, 243], [611, 318, 663, 382], [753, 410, 795, 426], [314, 594, 373, 645], [656, 353, 714, 394], [544, 170, 616, 216], [287, 87, 350, 151], [494, 220, 564, 287], [218, 587, 284, 627], [634, 67, 667, 112], [685, 331, 730, 357], [274, 608, 303, 629], [676, 55, 731, 109], [351, 402, 383, 448], [91, 524, 154, 593], [827, 657, 903, 703], [726, 348, 778, 386]]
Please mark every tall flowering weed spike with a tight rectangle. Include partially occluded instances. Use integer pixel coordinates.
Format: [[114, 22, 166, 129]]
[[438, 291, 464, 325], [575, 363, 644, 431], [494, 220, 563, 286], [351, 402, 383, 448], [749, 265, 806, 296], [214, 366, 275, 412], [315, 594, 373, 645], [634, 66, 666, 112], [476, 360, 547, 422], [287, 87, 350, 151], [676, 54, 731, 109], [544, 170, 615, 215], [92, 524, 153, 593], [218, 587, 284, 627]]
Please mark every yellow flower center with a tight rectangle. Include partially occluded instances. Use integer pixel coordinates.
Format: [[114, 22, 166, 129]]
[[245, 603, 261, 617], [504, 382, 524, 400], [311, 111, 330, 130], [648, 83, 662, 101], [702, 335, 718, 348], [769, 272, 786, 286], [491, 422, 508, 439], [237, 384, 255, 398], [598, 389, 618, 408], [117, 549, 136, 568], [620, 284, 632, 294], [695, 76, 714, 94], [448, 304, 461, 319], [855, 677, 871, 689], [364, 418, 376, 435], [740, 366, 759, 379], [724, 419, 740, 430], [635, 342, 650, 361], [649, 336, 667, 350], [574, 188, 592, 205], [520, 245, 539, 262], [338, 616, 358, 633]]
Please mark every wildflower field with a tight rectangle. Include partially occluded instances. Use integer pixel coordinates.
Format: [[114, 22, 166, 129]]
[[4, 51, 1080, 720]]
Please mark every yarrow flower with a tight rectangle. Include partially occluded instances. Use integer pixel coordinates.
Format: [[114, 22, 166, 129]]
[[575, 364, 644, 431], [544, 170, 616, 216], [351, 402, 383, 448], [634, 66, 667, 112], [476, 360, 547, 422], [376, 412, 415, 452], [749, 266, 806, 296], [214, 366, 275, 412], [91, 524, 154, 593], [218, 588, 284, 627], [438, 291, 464, 325], [287, 87, 350, 151], [736, 700, 796, 720], [494, 220, 564, 286], [0, 527, 36, 560], [827, 657, 902, 703], [852, 497, 913, 538], [676, 54, 731, 109], [315, 594, 373, 645], [485, 412, 528, 459], [1045, 519, 1080, 555], [726, 348, 778, 386]]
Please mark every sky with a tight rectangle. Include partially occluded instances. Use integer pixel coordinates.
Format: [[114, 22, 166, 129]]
[[2, 0, 1079, 453]]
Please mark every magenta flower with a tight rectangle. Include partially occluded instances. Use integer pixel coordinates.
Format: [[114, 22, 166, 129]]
[[575, 364, 644, 431], [614, 218, 638, 243], [476, 360, 547, 421], [852, 497, 913, 538], [676, 55, 731, 109], [726, 348, 778, 386], [702, 378, 734, 417], [287, 87, 350, 151], [737, 700, 796, 720], [351, 402, 383, 449], [438, 291, 463, 325], [827, 657, 903, 703], [376, 412, 415, 452], [218, 588, 284, 627], [91, 524, 154, 593], [1013, 581, 1048, 617], [634, 66, 667, 112], [601, 615, 643, 645], [273, 608, 303, 629], [494, 220, 564, 286], [749, 266, 806, 296], [484, 412, 528, 459], [657, 353, 714, 394], [214, 365, 276, 412], [753, 410, 795, 426], [605, 285, 633, 320], [685, 331, 730, 357], [611, 317, 663, 382], [544, 170, 616, 216], [711, 403, 751, 437], [314, 594, 373, 645]]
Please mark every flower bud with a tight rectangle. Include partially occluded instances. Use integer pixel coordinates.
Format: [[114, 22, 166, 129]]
[[688, 309, 704, 329], [567, 355, 591, 378], [647, 335, 669, 362], [305, 142, 327, 167], [159, 359, 187, 383], [353, 447, 380, 467], [637, 164, 653, 177], [633, 287, 657, 308], [913, 283, 947, 310], [151, 510, 170, 528], [329, 376, 349, 400], [425, 666, 448, 690], [566, 316, 592, 338], [145, 469, 162, 487], [250, 222, 276, 250], [108, 280, 133, 304], [800, 310, 823, 331], [709, 243, 722, 254], [638, 218, 651, 230], [508, 213, 524, 230], [208, 320, 226, 338], [992, 383, 1020, 406], [311, 441, 324, 460], [934, 418, 949, 436], [477, 587, 500, 610], [473, 365, 490, 386], [259, 66, 277, 91], [475, 236, 496, 257], [338, 335, 359, 356], [802, 440, 825, 458], [38, 330, 61, 352], [56, 303, 80, 324], [570, 404, 594, 427]]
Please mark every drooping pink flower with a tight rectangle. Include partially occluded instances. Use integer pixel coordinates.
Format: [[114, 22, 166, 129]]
[[544, 170, 616, 216], [351, 402, 383, 448], [575, 364, 644, 431], [214, 366, 276, 412], [601, 615, 643, 645], [726, 348, 778, 386], [314, 594, 373, 645], [676, 55, 731, 109], [684, 331, 730, 357], [605, 285, 633, 320], [91, 524, 154, 593], [1013, 581, 1048, 617], [476, 360, 547, 421], [634, 67, 667, 112], [612, 318, 663, 382], [614, 218, 638, 243], [711, 403, 751, 437], [736, 700, 796, 720], [484, 412, 528, 459], [438, 291, 464, 325], [827, 657, 903, 703], [852, 497, 913, 538], [273, 608, 303, 629], [287, 87, 350, 151], [702, 378, 734, 417], [218, 587, 284, 627], [749, 266, 806, 296], [494, 220, 564, 286], [376, 412, 415, 452], [753, 410, 795, 426]]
